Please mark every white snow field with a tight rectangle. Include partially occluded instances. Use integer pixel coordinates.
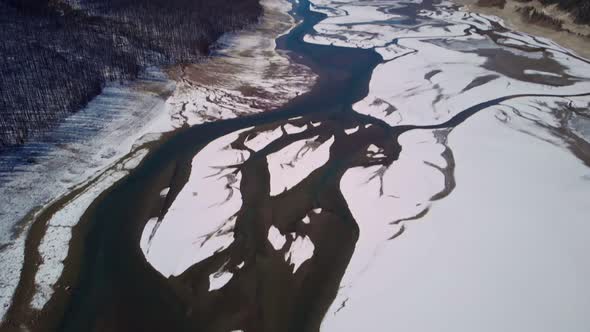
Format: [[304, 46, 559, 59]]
[[266, 136, 334, 196]]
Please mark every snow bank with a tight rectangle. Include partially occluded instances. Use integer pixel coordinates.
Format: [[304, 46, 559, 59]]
[[266, 136, 334, 196], [141, 129, 249, 278]]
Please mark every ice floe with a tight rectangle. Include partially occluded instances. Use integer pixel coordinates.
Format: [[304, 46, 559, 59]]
[[166, 0, 316, 127], [366, 144, 381, 154], [335, 129, 447, 299], [307, 2, 590, 329], [353, 37, 590, 127], [268, 225, 287, 250], [524, 70, 562, 78], [244, 127, 284, 152], [0, 71, 174, 320], [285, 234, 315, 273]]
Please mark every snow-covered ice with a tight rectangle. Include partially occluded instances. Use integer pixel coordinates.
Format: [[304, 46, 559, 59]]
[[208, 270, 233, 291], [268, 225, 287, 250], [324, 104, 590, 332], [140, 129, 248, 278], [285, 235, 315, 273], [302, 215, 311, 224], [304, 1, 590, 330], [167, 0, 316, 127], [266, 136, 334, 196], [31, 148, 149, 310]]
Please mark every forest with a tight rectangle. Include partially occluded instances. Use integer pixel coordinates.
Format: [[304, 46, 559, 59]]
[[0, 0, 261, 149]]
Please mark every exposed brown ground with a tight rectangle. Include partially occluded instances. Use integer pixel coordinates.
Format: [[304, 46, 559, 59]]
[[455, 0, 590, 59]]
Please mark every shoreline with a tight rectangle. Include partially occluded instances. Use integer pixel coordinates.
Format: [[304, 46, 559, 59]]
[[453, 0, 590, 60]]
